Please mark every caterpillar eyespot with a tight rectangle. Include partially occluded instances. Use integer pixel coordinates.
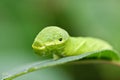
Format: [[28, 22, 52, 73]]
[[59, 38, 62, 41], [32, 26, 113, 59]]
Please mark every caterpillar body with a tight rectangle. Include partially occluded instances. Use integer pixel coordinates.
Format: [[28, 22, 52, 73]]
[[32, 26, 112, 59]]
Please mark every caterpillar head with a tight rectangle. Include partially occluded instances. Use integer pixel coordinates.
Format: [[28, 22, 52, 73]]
[[32, 26, 69, 58]]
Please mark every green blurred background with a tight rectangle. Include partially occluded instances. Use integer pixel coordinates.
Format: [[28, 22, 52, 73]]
[[0, 0, 120, 80]]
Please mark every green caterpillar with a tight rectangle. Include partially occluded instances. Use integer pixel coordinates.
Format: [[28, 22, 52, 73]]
[[32, 26, 112, 59]]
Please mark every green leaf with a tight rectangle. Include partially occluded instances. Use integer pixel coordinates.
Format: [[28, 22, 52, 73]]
[[2, 50, 120, 80]]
